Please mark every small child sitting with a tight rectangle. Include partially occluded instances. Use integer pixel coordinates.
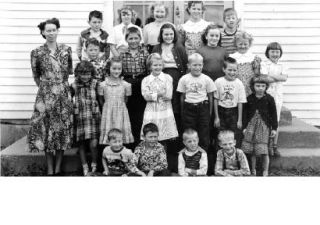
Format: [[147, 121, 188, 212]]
[[178, 129, 208, 176], [134, 123, 171, 176], [215, 130, 250, 176], [102, 129, 139, 176]]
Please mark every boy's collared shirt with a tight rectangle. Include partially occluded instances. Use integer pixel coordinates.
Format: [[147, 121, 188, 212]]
[[133, 141, 168, 172], [177, 73, 217, 103], [178, 147, 208, 176], [215, 76, 247, 108], [120, 46, 149, 78], [215, 148, 250, 176], [220, 29, 241, 55]]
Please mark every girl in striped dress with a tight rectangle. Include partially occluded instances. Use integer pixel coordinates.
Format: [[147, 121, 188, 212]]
[[71, 61, 101, 176], [141, 53, 178, 142]]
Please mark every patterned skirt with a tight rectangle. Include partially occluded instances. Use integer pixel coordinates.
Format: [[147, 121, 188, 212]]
[[141, 101, 178, 141], [242, 111, 270, 155]]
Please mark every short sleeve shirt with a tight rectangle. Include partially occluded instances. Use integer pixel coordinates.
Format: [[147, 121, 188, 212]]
[[214, 77, 247, 108], [177, 73, 217, 103]]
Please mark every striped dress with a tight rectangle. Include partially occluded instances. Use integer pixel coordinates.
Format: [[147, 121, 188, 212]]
[[141, 72, 178, 141]]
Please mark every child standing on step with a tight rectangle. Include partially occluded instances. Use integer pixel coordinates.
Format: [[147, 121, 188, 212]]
[[215, 130, 250, 176], [242, 76, 278, 176], [98, 57, 134, 146], [260, 42, 288, 156], [71, 61, 101, 176]]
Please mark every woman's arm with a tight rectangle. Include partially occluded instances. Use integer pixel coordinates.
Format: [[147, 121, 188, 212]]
[[30, 49, 41, 87]]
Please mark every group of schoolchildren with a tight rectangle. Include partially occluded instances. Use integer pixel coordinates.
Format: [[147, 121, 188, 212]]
[[70, 1, 288, 177]]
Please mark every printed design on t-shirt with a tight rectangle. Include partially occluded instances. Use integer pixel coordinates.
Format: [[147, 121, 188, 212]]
[[187, 82, 203, 94], [221, 84, 235, 107]]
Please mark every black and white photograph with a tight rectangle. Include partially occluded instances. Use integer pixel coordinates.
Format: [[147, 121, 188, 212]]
[[1, 0, 320, 224]]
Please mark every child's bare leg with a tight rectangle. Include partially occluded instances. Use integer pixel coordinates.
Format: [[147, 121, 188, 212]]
[[45, 151, 54, 175], [89, 139, 98, 172], [273, 130, 281, 157], [79, 142, 89, 175], [54, 150, 64, 175], [251, 155, 256, 176], [262, 154, 270, 176]]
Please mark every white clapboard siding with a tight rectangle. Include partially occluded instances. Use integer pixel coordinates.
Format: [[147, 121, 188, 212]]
[[242, 0, 320, 125], [0, 0, 112, 119]]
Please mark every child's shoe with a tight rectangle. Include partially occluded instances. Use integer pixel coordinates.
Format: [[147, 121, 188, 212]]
[[91, 162, 97, 173], [82, 164, 89, 176]]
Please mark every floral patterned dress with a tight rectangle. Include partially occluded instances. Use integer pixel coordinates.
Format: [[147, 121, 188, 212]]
[[98, 78, 134, 144], [141, 72, 178, 141], [28, 43, 73, 153]]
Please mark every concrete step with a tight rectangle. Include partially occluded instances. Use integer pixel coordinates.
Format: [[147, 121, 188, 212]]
[[278, 117, 320, 148], [1, 136, 81, 176], [270, 148, 320, 170]]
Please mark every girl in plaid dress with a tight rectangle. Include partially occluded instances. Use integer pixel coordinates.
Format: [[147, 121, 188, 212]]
[[71, 61, 101, 176]]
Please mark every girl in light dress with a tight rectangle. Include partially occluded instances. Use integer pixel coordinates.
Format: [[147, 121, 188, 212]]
[[143, 2, 172, 53], [260, 42, 288, 156], [141, 53, 178, 142], [177, 1, 212, 56], [230, 31, 261, 96], [98, 57, 134, 145]]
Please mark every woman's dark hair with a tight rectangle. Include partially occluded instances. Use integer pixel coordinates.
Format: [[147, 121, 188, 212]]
[[142, 123, 159, 136], [186, 1, 205, 15], [250, 75, 270, 93], [265, 42, 283, 59], [158, 23, 178, 44], [125, 26, 142, 40], [201, 24, 222, 46], [37, 18, 60, 39], [89, 10, 103, 21], [74, 60, 96, 79]]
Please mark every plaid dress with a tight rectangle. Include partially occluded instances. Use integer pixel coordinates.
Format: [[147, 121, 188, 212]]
[[72, 79, 101, 142]]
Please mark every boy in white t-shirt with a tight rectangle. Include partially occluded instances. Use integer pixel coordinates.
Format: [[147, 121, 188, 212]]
[[177, 53, 217, 151], [214, 57, 247, 148]]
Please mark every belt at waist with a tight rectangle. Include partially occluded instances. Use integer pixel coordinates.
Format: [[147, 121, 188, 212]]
[[184, 100, 209, 106]]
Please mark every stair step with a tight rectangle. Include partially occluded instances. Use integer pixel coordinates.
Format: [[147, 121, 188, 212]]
[[271, 148, 320, 170], [278, 117, 320, 148], [1, 136, 81, 176]]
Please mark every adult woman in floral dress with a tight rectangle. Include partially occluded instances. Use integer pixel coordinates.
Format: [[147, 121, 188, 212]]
[[28, 18, 73, 176]]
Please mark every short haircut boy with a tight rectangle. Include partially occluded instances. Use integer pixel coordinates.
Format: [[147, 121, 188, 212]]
[[182, 128, 198, 141], [89, 10, 103, 21], [142, 123, 159, 136], [223, 8, 238, 21], [125, 26, 142, 40], [188, 52, 203, 64], [107, 128, 123, 141], [217, 130, 235, 143], [74, 60, 96, 78], [223, 56, 237, 69], [85, 37, 100, 48]]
